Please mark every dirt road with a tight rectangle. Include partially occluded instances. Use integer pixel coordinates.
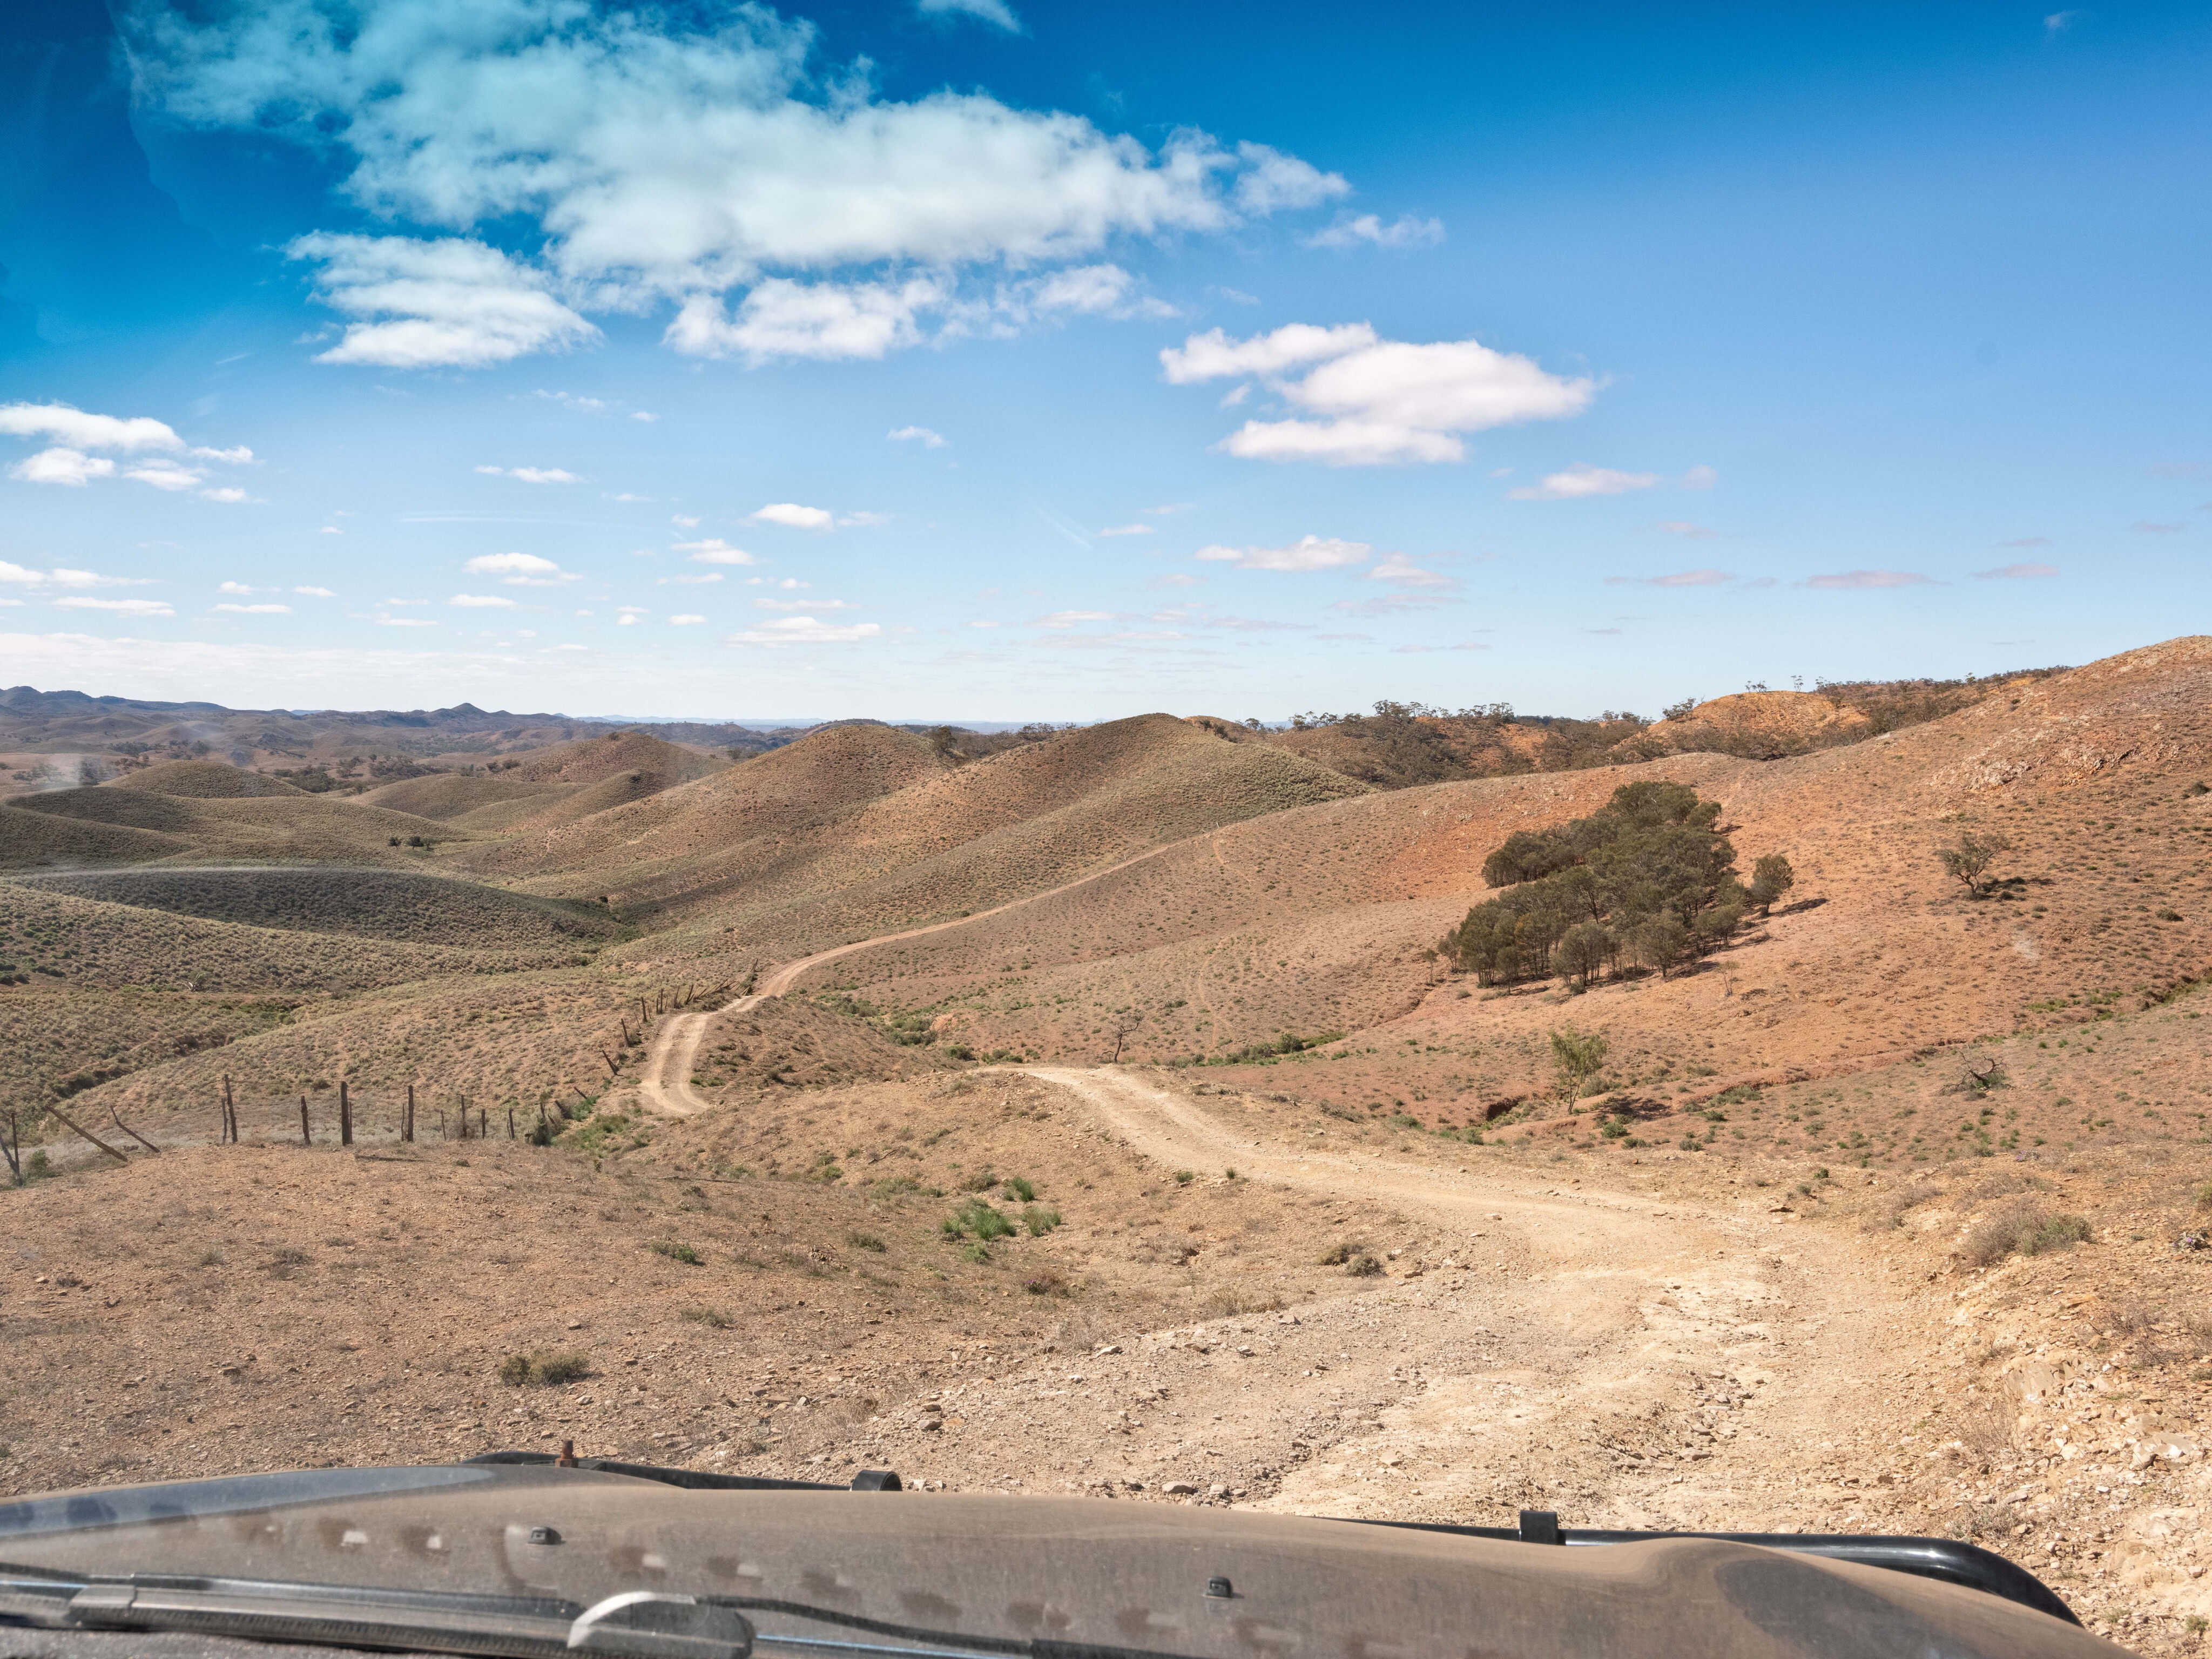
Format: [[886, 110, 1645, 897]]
[[1017, 1065, 1934, 1532]]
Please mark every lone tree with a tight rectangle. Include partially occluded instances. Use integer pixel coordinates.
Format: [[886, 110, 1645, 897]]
[[1748, 853, 1796, 915], [1550, 1026, 1610, 1103], [1936, 831, 2011, 895]]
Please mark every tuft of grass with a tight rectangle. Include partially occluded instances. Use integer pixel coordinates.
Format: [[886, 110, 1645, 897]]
[[499, 1350, 590, 1387], [941, 1198, 1014, 1242], [1174, 1169, 1196, 1185], [846, 1230, 887, 1252], [1343, 1251, 1384, 1277], [681, 1307, 733, 1328], [1023, 1268, 1069, 1296], [1000, 1175, 1036, 1202], [649, 1240, 704, 1265], [1961, 1201, 2092, 1267], [1021, 1205, 1062, 1237]]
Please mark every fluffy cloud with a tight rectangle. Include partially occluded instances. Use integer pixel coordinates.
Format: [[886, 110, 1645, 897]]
[[286, 234, 599, 369], [476, 465, 581, 483], [1971, 561, 2059, 579], [1195, 535, 1370, 572], [1164, 325, 1594, 467], [726, 616, 883, 645], [55, 597, 175, 615], [2, 402, 255, 493], [218, 581, 271, 594], [678, 539, 761, 565], [295, 585, 336, 597], [1800, 570, 1936, 589], [449, 592, 520, 608], [214, 602, 292, 614], [1035, 609, 1118, 627], [916, 0, 1021, 26], [1509, 463, 1657, 500], [11, 449, 117, 486], [668, 613, 707, 625], [1098, 523, 1155, 537], [748, 502, 834, 530], [1605, 569, 1734, 586], [466, 551, 578, 585], [670, 277, 944, 362], [139, 3, 1348, 367], [1304, 213, 1444, 250], [1364, 552, 1456, 588], [0, 403, 184, 453], [888, 426, 947, 448], [0, 562, 155, 588]]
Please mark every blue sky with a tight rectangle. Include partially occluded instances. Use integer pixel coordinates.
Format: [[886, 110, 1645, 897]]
[[1, 1, 2206, 721]]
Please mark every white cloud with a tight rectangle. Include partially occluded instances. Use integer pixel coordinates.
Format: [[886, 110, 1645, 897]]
[[1365, 552, 1456, 589], [2045, 10, 2080, 33], [888, 426, 947, 448], [916, 0, 1021, 30], [1098, 523, 1155, 537], [1604, 569, 1733, 587], [1508, 463, 1658, 501], [1195, 535, 1370, 572], [1681, 464, 1718, 489], [1166, 325, 1595, 467], [669, 613, 707, 625], [1035, 609, 1118, 627], [534, 390, 606, 412], [319, 526, 342, 535], [748, 502, 834, 530], [285, 233, 599, 369], [631, 410, 658, 422], [295, 585, 336, 597], [214, 602, 292, 614], [191, 445, 255, 464], [199, 486, 254, 503], [1230, 143, 1350, 214], [1144, 502, 1195, 516], [727, 616, 882, 645], [374, 614, 438, 626], [449, 592, 520, 608], [1800, 570, 1936, 590], [218, 581, 271, 594], [1027, 262, 1166, 318], [10, 448, 117, 486], [0, 562, 153, 589], [968, 619, 1001, 628], [677, 539, 760, 565], [123, 461, 205, 491], [475, 465, 581, 484], [1161, 323, 1377, 383], [1305, 213, 1444, 250], [754, 596, 851, 611], [0, 403, 185, 453], [1971, 561, 2059, 579], [385, 597, 431, 606], [55, 597, 174, 615], [659, 573, 722, 584], [138, 6, 1352, 371], [466, 551, 577, 585], [672, 514, 701, 528], [616, 613, 642, 626]]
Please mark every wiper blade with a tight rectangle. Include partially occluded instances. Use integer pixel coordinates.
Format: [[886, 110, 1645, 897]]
[[0, 1563, 753, 1658], [0, 1567, 1193, 1659]]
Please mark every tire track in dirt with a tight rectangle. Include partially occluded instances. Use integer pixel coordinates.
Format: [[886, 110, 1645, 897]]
[[1024, 1065, 1932, 1532]]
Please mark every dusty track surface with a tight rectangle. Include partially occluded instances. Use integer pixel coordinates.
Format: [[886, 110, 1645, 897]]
[[1023, 1065, 1934, 1530], [638, 842, 1189, 1116]]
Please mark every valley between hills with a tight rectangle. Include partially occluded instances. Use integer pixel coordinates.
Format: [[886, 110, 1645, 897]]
[[5, 639, 2212, 1652]]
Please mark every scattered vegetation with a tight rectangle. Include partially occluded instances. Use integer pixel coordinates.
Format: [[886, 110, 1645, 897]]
[[1961, 1201, 2093, 1267], [497, 1350, 589, 1387], [648, 1240, 703, 1265]]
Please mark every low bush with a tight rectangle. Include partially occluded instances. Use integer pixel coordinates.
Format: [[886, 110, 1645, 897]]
[[1021, 1205, 1062, 1236], [680, 1307, 733, 1329], [649, 1240, 703, 1265], [1961, 1201, 2092, 1267], [498, 1350, 589, 1387], [941, 1198, 1014, 1241], [846, 1230, 887, 1252]]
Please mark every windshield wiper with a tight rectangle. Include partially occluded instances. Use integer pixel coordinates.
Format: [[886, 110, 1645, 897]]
[[0, 1563, 750, 1658], [0, 1564, 1191, 1659]]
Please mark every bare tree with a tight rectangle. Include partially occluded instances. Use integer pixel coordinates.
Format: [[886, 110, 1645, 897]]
[[1936, 831, 2011, 895]]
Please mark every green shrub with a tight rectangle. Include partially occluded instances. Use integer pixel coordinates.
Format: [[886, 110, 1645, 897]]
[[681, 1307, 733, 1328], [1961, 1201, 2091, 1266], [846, 1230, 887, 1252], [1001, 1176, 1036, 1202], [941, 1198, 1014, 1241], [1936, 831, 2012, 894], [649, 1240, 703, 1265], [1174, 1169, 1196, 1184], [500, 1350, 590, 1386], [1021, 1205, 1062, 1237]]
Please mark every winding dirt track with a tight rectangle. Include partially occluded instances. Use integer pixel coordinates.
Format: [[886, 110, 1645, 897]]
[[636, 840, 1190, 1117], [635, 856, 1931, 1534]]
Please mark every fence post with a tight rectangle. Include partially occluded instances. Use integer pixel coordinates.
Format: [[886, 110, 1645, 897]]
[[222, 1074, 237, 1144], [507, 1107, 515, 1139], [339, 1081, 353, 1147], [480, 1108, 489, 1139], [300, 1097, 310, 1145], [404, 1084, 415, 1143], [437, 1108, 447, 1140]]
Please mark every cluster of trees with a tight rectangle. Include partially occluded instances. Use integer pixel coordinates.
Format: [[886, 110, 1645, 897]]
[[1441, 781, 1793, 988]]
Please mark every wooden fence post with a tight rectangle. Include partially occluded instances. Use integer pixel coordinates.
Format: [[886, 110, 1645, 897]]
[[300, 1097, 310, 1145], [507, 1107, 516, 1139], [222, 1074, 237, 1144], [404, 1084, 415, 1143], [339, 1081, 353, 1147], [437, 1107, 447, 1139], [45, 1104, 128, 1165]]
